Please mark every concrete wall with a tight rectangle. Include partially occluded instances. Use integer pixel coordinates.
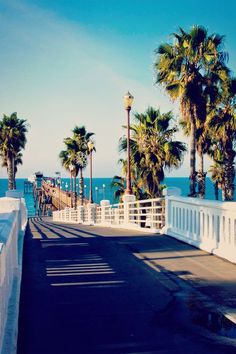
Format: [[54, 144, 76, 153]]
[[0, 196, 27, 354]]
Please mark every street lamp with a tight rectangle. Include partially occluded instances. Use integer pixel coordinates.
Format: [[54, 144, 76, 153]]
[[55, 171, 61, 210], [102, 184, 106, 200], [123, 91, 134, 195], [65, 182, 69, 206], [84, 184, 87, 199], [95, 186, 98, 203], [88, 140, 95, 204], [69, 164, 75, 209]]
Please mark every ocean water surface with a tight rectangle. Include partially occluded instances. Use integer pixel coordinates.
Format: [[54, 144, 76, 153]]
[[0, 177, 220, 216]]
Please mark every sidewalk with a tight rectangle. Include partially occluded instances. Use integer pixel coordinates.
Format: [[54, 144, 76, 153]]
[[17, 219, 236, 353], [123, 233, 236, 328]]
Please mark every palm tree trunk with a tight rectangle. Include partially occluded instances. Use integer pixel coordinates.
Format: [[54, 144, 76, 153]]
[[198, 151, 206, 199], [189, 117, 197, 197], [222, 183, 226, 201], [7, 157, 14, 190], [214, 181, 219, 201], [70, 172, 73, 192], [13, 158, 16, 189], [79, 168, 84, 205], [74, 175, 77, 209], [225, 152, 235, 201]]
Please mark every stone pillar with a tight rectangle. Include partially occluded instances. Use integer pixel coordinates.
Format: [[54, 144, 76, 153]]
[[123, 194, 136, 226], [100, 200, 110, 224], [77, 206, 84, 223], [87, 204, 96, 225], [161, 188, 181, 234]]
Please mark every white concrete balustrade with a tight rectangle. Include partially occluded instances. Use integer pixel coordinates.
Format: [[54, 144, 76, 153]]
[[164, 195, 236, 264], [53, 197, 165, 233], [0, 193, 27, 354], [53, 191, 236, 265]]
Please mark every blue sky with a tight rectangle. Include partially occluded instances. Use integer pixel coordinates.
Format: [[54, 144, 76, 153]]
[[0, 0, 236, 178]]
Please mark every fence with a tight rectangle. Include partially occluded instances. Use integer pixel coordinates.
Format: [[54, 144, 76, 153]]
[[53, 197, 165, 233], [164, 195, 236, 264]]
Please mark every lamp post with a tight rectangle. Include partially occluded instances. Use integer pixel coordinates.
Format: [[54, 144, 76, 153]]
[[123, 91, 134, 195], [95, 186, 98, 203], [69, 164, 75, 208], [102, 184, 106, 200], [65, 182, 68, 206], [55, 171, 61, 210], [88, 140, 95, 204], [84, 184, 87, 199]]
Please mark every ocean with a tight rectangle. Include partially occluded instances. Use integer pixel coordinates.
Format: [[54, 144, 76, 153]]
[[0, 177, 221, 216]]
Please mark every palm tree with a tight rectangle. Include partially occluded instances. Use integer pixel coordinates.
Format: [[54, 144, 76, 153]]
[[72, 126, 94, 205], [154, 25, 228, 196], [1, 151, 23, 189], [209, 162, 225, 200], [59, 149, 75, 206], [111, 159, 147, 201], [111, 175, 125, 202], [0, 113, 28, 190], [208, 77, 236, 200], [59, 137, 80, 208], [120, 107, 186, 198], [179, 119, 212, 198]]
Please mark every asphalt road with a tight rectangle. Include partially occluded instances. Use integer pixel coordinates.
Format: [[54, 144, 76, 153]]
[[17, 218, 236, 354]]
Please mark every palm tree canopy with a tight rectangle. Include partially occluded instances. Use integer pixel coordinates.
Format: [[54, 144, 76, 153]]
[[59, 126, 96, 177], [0, 112, 28, 158], [120, 107, 186, 197]]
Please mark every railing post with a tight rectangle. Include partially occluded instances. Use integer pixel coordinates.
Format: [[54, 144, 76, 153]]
[[87, 204, 96, 225], [100, 200, 110, 224], [77, 206, 84, 223], [161, 187, 181, 234], [123, 195, 136, 226]]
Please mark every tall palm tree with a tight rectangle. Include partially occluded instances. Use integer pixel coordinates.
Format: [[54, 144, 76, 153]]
[[154, 25, 228, 196], [209, 162, 225, 200], [59, 137, 80, 208], [72, 126, 94, 205], [111, 159, 147, 201], [120, 107, 186, 198], [208, 77, 236, 200], [179, 119, 212, 198], [0, 113, 28, 190], [111, 175, 125, 202], [1, 151, 23, 189], [59, 149, 75, 206]]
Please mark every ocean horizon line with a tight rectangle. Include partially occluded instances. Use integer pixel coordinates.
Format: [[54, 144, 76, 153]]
[[0, 176, 193, 180]]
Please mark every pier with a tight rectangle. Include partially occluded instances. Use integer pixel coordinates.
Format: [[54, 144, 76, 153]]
[[31, 174, 90, 216]]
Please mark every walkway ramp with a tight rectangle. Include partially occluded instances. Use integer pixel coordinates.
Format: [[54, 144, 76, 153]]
[[17, 218, 236, 354]]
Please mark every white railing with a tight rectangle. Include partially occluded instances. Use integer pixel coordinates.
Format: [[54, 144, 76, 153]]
[[0, 213, 18, 351], [53, 197, 165, 232], [0, 195, 27, 354], [127, 198, 164, 229], [164, 196, 236, 264], [52, 193, 236, 264]]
